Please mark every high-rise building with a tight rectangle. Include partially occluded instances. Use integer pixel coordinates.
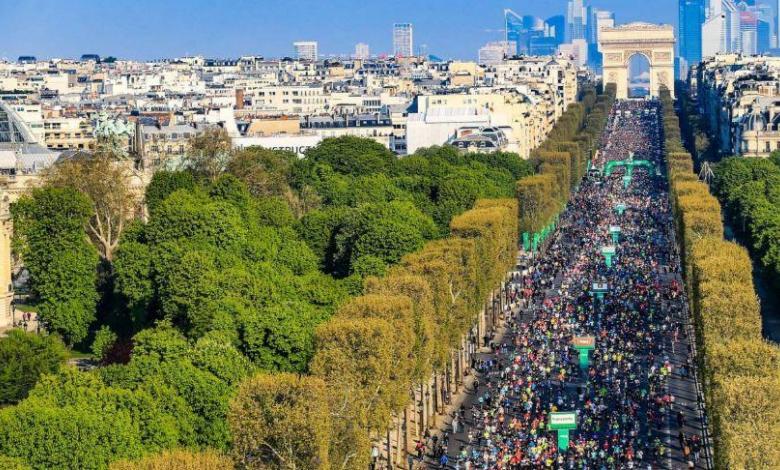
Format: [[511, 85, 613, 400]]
[[354, 43, 370, 60], [293, 41, 318, 61], [478, 41, 515, 65], [546, 15, 566, 46], [740, 10, 758, 55], [393, 23, 414, 57], [588, 9, 614, 71], [702, 0, 740, 56], [758, 18, 771, 53], [567, 0, 586, 42], [678, 0, 704, 74], [505, 9, 524, 55]]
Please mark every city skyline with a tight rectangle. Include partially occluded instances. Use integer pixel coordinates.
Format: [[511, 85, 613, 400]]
[[2, 0, 678, 61]]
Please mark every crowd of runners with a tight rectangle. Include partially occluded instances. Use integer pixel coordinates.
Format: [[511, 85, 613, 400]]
[[423, 100, 707, 469]]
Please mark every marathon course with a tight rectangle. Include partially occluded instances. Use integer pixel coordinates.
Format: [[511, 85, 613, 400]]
[[432, 99, 709, 469]]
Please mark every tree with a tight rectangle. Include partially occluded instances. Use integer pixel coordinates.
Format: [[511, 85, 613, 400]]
[[45, 150, 138, 261], [237, 301, 324, 373], [91, 325, 118, 364], [229, 373, 331, 470], [0, 330, 67, 404], [11, 187, 100, 345], [226, 146, 297, 198], [310, 317, 395, 469], [185, 128, 232, 183], [304, 136, 395, 176], [332, 201, 438, 277], [109, 449, 234, 470], [145, 171, 196, 217]]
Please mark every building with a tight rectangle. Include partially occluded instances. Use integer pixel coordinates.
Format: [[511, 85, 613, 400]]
[[505, 10, 524, 56], [546, 15, 566, 46], [587, 9, 615, 71], [479, 41, 515, 65], [678, 0, 704, 76], [530, 37, 560, 56], [42, 117, 94, 151], [393, 23, 414, 58], [566, 0, 586, 42], [354, 43, 370, 60], [293, 41, 318, 61], [696, 54, 780, 157]]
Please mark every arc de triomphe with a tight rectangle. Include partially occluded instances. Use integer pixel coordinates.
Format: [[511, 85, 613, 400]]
[[599, 23, 676, 100]]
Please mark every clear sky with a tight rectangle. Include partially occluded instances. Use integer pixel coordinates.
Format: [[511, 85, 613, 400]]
[[1, 0, 677, 61]]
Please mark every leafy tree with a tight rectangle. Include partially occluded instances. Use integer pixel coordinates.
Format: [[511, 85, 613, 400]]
[[333, 201, 437, 276], [185, 128, 233, 183], [11, 187, 99, 345], [0, 330, 67, 404], [44, 150, 137, 261], [226, 146, 297, 198], [91, 325, 118, 363], [131, 323, 190, 362], [238, 301, 325, 372], [304, 136, 395, 176], [145, 171, 196, 217], [109, 449, 234, 470], [229, 373, 330, 469]]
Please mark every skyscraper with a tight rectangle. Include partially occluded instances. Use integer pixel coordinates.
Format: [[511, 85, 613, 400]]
[[393, 23, 414, 58], [505, 9, 524, 56], [567, 0, 586, 42], [678, 0, 704, 74], [293, 41, 318, 61], [587, 9, 614, 71], [354, 43, 370, 60], [702, 0, 740, 56]]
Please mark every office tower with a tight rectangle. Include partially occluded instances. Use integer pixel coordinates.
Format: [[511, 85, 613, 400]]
[[567, 0, 586, 42], [546, 15, 566, 46], [393, 23, 414, 57], [354, 43, 370, 60], [679, 0, 705, 73], [758, 18, 771, 52], [478, 41, 515, 65], [588, 10, 615, 71], [505, 9, 524, 55], [293, 41, 318, 61], [702, 0, 740, 56], [740, 10, 758, 54]]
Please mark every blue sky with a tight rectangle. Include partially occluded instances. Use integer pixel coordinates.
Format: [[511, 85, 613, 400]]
[[1, 0, 678, 60]]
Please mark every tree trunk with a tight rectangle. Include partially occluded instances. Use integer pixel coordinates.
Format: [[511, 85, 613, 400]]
[[432, 373, 440, 416], [418, 383, 426, 433], [386, 428, 392, 469], [396, 416, 403, 465]]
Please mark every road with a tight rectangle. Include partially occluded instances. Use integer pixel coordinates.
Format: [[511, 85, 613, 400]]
[[422, 100, 710, 469]]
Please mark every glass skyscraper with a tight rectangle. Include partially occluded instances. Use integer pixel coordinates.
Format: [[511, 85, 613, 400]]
[[505, 9, 524, 56], [678, 0, 705, 73]]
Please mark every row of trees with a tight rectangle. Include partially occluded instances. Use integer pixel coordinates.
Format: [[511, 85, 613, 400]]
[[661, 88, 780, 468], [518, 84, 616, 240], [229, 198, 519, 468]]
